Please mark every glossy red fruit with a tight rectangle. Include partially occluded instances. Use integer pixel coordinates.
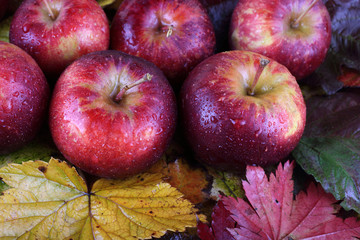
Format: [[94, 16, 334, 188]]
[[49, 50, 177, 178], [181, 50, 306, 171], [9, 0, 109, 78], [229, 0, 331, 80], [110, 0, 216, 89], [0, 41, 49, 154]]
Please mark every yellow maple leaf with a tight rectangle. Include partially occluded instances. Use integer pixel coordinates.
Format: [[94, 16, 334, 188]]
[[0, 158, 205, 240]]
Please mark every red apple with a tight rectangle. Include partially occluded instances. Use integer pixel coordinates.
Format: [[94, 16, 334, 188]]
[[229, 0, 331, 80], [9, 0, 109, 78], [49, 50, 177, 178], [110, 0, 216, 89], [0, 41, 49, 154], [181, 50, 306, 171]]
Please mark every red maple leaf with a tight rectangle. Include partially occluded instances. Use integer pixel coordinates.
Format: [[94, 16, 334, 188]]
[[199, 161, 360, 240], [198, 200, 236, 240], [338, 67, 360, 87]]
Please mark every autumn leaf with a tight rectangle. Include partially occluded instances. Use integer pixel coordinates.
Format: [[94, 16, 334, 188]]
[[207, 168, 244, 201], [197, 200, 236, 240], [97, 0, 124, 9], [0, 132, 61, 193], [0, 159, 89, 239], [338, 67, 360, 87], [149, 157, 208, 204], [199, 161, 360, 240], [0, 158, 205, 239], [0, 16, 11, 43], [96, 0, 116, 7]]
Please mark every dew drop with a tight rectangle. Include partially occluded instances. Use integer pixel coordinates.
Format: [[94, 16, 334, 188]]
[[210, 116, 218, 123], [156, 127, 164, 135], [22, 25, 30, 33], [255, 128, 262, 137]]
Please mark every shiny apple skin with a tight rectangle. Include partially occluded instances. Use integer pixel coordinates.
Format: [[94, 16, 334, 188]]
[[181, 50, 306, 171], [49, 50, 177, 178], [230, 0, 331, 80], [110, 0, 216, 89], [9, 0, 109, 78], [0, 41, 49, 154]]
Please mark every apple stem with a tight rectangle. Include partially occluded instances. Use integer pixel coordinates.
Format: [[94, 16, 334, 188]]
[[43, 0, 56, 20], [166, 25, 173, 38], [291, 0, 319, 28], [247, 59, 270, 96], [114, 73, 153, 102]]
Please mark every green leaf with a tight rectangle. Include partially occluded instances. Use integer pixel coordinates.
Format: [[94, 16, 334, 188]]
[[207, 168, 244, 200], [293, 89, 360, 213], [0, 16, 11, 43], [293, 137, 360, 212], [96, 0, 117, 7]]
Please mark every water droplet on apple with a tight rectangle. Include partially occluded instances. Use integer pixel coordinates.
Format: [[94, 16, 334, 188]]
[[265, 147, 268, 152], [156, 127, 164, 135], [210, 116, 218, 123], [239, 119, 246, 125], [229, 119, 236, 125], [3, 102, 13, 113], [12, 92, 19, 97], [22, 25, 30, 33], [255, 128, 262, 137]]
